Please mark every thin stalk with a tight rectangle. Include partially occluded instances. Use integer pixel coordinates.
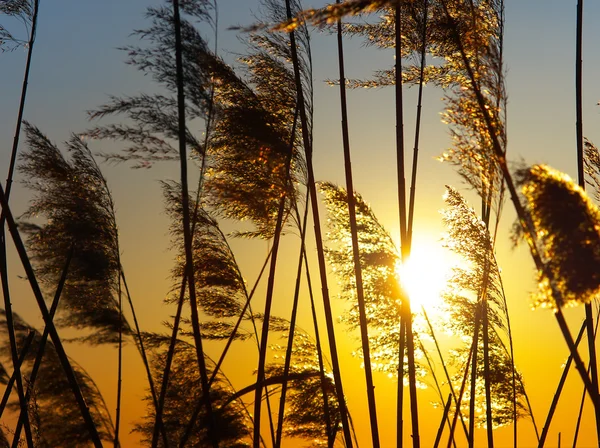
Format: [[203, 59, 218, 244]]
[[0, 332, 34, 420], [114, 270, 123, 448], [447, 314, 478, 448], [4, 0, 40, 199], [407, 0, 429, 241], [335, 6, 380, 447], [497, 260, 518, 447], [252, 110, 297, 448], [284, 0, 353, 445], [575, 303, 600, 448], [574, 0, 599, 439], [482, 299, 494, 448], [0, 3, 41, 438], [151, 1, 219, 441], [422, 308, 469, 440], [172, 1, 218, 446], [12, 246, 73, 444], [468, 304, 481, 448], [434, 395, 453, 448], [0, 232, 34, 448], [572, 363, 590, 447], [394, 3, 420, 446], [303, 235, 335, 447], [397, 314, 406, 448], [538, 321, 586, 447], [274, 188, 311, 447], [419, 340, 456, 448]]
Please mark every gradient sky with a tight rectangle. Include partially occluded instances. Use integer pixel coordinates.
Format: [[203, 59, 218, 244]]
[[2, 0, 600, 446]]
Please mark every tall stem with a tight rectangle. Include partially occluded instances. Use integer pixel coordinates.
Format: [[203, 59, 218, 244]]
[[274, 183, 312, 448], [433, 395, 453, 448], [5, 0, 40, 199], [1, 3, 41, 445], [302, 227, 335, 446], [407, 0, 429, 241], [252, 112, 297, 448], [394, 3, 420, 447], [422, 308, 469, 439], [284, 0, 353, 445], [335, 7, 380, 447], [172, 0, 218, 446], [114, 270, 123, 447], [482, 299, 494, 448], [468, 304, 480, 448], [574, 0, 600, 440], [538, 321, 585, 447]]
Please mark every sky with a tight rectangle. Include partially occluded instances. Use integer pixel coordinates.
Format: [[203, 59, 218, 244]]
[[2, 0, 600, 446]]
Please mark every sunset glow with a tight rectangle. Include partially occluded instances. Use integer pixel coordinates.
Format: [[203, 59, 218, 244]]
[[396, 242, 453, 313]]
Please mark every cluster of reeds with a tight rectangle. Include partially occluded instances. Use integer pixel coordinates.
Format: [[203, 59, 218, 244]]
[[1, 0, 599, 446]]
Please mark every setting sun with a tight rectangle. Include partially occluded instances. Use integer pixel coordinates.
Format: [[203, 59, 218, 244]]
[[396, 242, 454, 312]]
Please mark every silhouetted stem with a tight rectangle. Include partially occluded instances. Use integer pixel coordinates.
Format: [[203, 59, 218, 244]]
[[574, 0, 600, 438], [573, 309, 598, 448], [407, 0, 429, 242], [284, 0, 353, 445], [419, 341, 456, 448], [394, 3, 420, 446], [303, 235, 335, 446], [252, 108, 296, 448], [447, 312, 478, 448], [274, 160, 310, 448], [482, 299, 494, 448], [114, 272, 123, 447], [434, 395, 453, 448], [538, 321, 586, 447], [223, 372, 320, 409], [422, 308, 469, 440], [172, 1, 218, 446], [0, 5, 41, 438], [335, 6, 380, 447], [5, 0, 40, 199], [468, 303, 480, 448]]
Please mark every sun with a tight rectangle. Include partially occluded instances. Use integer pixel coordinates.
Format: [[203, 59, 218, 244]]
[[396, 241, 454, 313]]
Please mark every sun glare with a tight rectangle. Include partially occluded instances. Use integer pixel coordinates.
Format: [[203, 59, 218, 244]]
[[396, 242, 454, 313]]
